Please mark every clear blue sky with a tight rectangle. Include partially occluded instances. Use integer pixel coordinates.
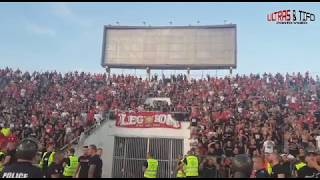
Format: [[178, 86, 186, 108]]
[[0, 2, 319, 77]]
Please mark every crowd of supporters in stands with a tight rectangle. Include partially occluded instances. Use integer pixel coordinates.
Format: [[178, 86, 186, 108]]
[[1, 67, 320, 177]]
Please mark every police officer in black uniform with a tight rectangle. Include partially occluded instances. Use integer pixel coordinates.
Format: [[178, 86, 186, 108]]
[[1, 138, 42, 178]]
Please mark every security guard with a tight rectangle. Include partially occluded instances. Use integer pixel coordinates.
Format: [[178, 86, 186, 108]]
[[143, 152, 158, 178], [1, 127, 11, 137], [176, 157, 186, 178], [39, 143, 55, 177], [0, 151, 5, 172], [294, 155, 307, 178], [183, 150, 199, 178], [63, 148, 79, 178], [266, 161, 272, 176], [264, 154, 272, 176], [1, 138, 42, 178], [47, 151, 65, 178]]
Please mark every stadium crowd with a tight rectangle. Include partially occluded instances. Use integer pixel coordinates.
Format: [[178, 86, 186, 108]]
[[1, 67, 320, 178]]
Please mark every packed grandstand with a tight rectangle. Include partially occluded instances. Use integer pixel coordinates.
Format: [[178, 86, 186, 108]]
[[1, 67, 320, 178]]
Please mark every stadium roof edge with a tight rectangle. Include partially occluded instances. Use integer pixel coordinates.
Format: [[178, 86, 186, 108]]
[[103, 24, 236, 29]]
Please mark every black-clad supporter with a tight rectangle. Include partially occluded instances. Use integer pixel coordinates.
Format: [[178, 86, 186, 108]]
[[280, 154, 293, 178], [88, 144, 102, 178], [269, 153, 286, 178], [231, 154, 253, 178], [74, 146, 90, 178], [1, 138, 42, 178], [199, 156, 219, 178]]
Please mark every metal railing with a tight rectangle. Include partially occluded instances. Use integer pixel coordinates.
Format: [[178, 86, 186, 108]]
[[57, 109, 189, 152], [108, 110, 190, 122], [112, 136, 183, 178], [34, 115, 109, 165], [60, 116, 109, 152]]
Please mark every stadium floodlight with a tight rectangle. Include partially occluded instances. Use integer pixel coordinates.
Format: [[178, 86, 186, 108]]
[[116, 21, 120, 25], [169, 21, 173, 25], [142, 21, 147, 26], [197, 20, 200, 24]]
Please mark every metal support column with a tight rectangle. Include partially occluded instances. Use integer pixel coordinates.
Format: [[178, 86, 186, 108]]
[[105, 66, 110, 80], [187, 67, 191, 82], [146, 67, 151, 81]]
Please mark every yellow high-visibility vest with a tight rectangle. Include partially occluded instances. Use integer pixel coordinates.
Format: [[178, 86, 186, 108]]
[[1, 128, 10, 137], [177, 159, 186, 178], [177, 170, 186, 178], [0, 151, 5, 172], [295, 162, 306, 171], [185, 155, 199, 177], [39, 151, 55, 169], [144, 159, 158, 178], [266, 162, 272, 175], [63, 155, 79, 177]]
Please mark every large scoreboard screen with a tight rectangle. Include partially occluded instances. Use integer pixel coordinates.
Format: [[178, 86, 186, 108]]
[[101, 25, 237, 69]]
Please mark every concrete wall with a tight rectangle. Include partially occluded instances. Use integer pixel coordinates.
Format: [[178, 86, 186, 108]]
[[76, 120, 190, 178]]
